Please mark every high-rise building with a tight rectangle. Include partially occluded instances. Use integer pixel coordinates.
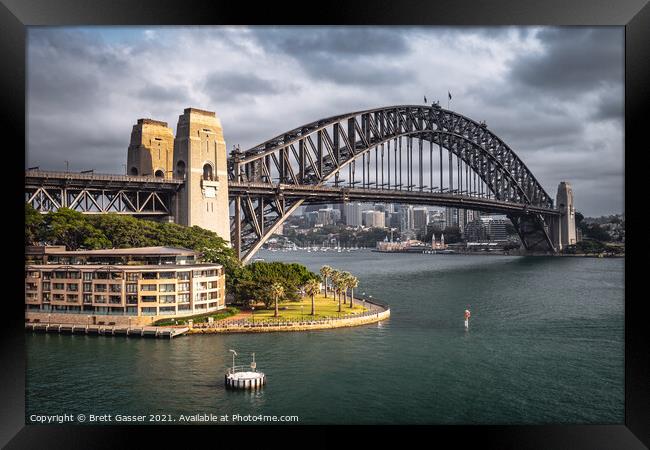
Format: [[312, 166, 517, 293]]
[[445, 207, 459, 228], [399, 205, 414, 231], [344, 202, 363, 227], [363, 210, 386, 228], [413, 207, 429, 233]]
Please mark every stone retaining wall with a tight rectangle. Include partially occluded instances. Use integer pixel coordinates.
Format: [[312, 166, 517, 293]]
[[187, 308, 390, 334]]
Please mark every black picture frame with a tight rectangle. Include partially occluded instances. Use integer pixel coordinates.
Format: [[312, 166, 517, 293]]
[[1, 0, 647, 447]]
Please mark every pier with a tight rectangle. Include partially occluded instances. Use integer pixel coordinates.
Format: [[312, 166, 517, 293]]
[[25, 323, 189, 339]]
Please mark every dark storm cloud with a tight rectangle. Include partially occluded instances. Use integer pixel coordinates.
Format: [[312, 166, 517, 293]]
[[508, 28, 623, 97], [592, 86, 624, 121], [136, 83, 190, 103], [203, 72, 283, 102], [250, 27, 414, 86]]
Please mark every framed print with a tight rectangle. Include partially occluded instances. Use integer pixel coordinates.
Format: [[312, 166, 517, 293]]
[[1, 0, 648, 448]]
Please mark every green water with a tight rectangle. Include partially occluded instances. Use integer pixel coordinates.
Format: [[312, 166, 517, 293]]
[[26, 251, 624, 424]]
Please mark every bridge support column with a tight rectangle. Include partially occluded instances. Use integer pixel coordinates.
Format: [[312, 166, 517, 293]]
[[556, 181, 577, 251], [172, 108, 230, 243]]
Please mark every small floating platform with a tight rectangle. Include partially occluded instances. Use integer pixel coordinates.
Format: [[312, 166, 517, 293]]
[[225, 350, 265, 389], [225, 370, 266, 389]]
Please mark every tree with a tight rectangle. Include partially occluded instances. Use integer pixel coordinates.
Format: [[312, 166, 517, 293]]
[[270, 282, 285, 318], [347, 275, 359, 308], [340, 271, 353, 306], [25, 204, 44, 246], [331, 270, 343, 312], [320, 265, 333, 298], [304, 279, 320, 316], [42, 208, 110, 250]]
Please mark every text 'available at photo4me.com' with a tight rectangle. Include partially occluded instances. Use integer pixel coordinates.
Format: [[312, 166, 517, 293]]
[[28, 413, 300, 424]]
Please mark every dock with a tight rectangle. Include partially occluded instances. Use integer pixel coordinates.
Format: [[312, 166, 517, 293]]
[[25, 323, 189, 339]]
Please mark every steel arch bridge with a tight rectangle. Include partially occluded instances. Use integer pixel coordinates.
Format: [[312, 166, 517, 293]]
[[228, 104, 560, 262]]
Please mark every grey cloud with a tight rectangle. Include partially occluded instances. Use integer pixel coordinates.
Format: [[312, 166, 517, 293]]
[[204, 72, 283, 103], [250, 27, 414, 86], [508, 28, 623, 97], [592, 87, 624, 121], [136, 83, 190, 103]]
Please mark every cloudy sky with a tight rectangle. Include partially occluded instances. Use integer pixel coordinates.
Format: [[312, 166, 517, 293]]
[[26, 26, 624, 216]]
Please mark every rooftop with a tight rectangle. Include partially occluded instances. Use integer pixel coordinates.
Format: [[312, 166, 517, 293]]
[[26, 246, 199, 257]]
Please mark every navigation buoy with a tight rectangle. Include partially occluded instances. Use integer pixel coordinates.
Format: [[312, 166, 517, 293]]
[[225, 350, 266, 390]]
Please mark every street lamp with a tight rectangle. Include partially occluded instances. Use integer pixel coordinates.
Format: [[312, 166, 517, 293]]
[[251, 306, 255, 325]]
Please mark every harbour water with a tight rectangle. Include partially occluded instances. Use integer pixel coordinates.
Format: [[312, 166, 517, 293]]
[[26, 251, 624, 424]]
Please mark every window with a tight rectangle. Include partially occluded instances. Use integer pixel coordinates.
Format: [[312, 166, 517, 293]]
[[42, 293, 50, 302], [202, 163, 214, 181], [109, 285, 122, 293], [53, 283, 65, 290], [159, 306, 175, 314], [94, 284, 107, 292], [109, 296, 122, 305], [42, 272, 52, 280], [142, 272, 157, 280], [42, 282, 50, 291], [83, 283, 92, 292], [141, 307, 157, 316], [130, 167, 139, 175], [177, 282, 190, 292], [83, 272, 92, 281], [126, 295, 138, 305], [94, 295, 107, 303], [126, 273, 140, 281], [159, 284, 175, 292], [177, 271, 190, 280], [141, 296, 156, 303], [67, 283, 78, 292], [154, 169, 165, 178], [141, 284, 156, 292], [159, 295, 175, 304], [126, 284, 137, 293], [83, 294, 92, 304], [176, 160, 186, 178], [159, 272, 175, 279], [177, 293, 190, 303]]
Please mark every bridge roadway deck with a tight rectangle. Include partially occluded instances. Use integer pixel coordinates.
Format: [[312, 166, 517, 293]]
[[25, 170, 559, 217], [228, 181, 560, 217], [25, 170, 184, 191]]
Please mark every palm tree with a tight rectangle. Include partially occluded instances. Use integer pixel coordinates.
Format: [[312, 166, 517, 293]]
[[320, 265, 333, 298], [341, 271, 352, 305], [270, 282, 285, 318], [347, 275, 359, 308], [331, 270, 343, 312], [304, 279, 320, 316]]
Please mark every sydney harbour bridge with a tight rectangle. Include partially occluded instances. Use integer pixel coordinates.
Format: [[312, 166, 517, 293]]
[[25, 104, 571, 263]]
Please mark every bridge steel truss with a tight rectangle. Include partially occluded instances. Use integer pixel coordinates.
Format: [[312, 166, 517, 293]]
[[228, 105, 559, 262], [25, 171, 182, 216]]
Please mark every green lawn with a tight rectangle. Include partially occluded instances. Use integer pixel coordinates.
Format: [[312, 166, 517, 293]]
[[249, 293, 367, 322], [153, 306, 239, 326]]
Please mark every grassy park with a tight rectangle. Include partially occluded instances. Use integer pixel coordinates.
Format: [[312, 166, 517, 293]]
[[249, 293, 368, 322]]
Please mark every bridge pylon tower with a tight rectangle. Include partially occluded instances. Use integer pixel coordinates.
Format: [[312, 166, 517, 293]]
[[172, 107, 230, 243], [127, 119, 174, 178]]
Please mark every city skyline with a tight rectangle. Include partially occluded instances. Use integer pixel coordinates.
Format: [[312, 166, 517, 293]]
[[26, 26, 624, 216]]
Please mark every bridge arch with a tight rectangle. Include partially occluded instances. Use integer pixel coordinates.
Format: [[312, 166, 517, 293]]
[[228, 105, 558, 262]]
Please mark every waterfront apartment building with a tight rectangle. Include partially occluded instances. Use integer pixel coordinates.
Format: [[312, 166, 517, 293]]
[[25, 246, 225, 323]]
